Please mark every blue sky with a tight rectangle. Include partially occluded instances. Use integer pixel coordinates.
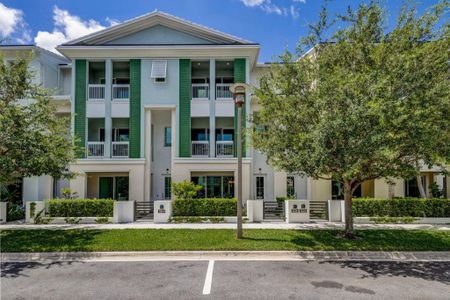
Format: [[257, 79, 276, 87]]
[[0, 0, 442, 62]]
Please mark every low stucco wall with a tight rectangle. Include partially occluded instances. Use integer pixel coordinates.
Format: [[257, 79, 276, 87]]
[[69, 160, 145, 202]]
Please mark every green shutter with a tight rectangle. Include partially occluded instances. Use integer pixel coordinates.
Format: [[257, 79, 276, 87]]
[[74, 59, 87, 158], [99, 177, 114, 199], [179, 59, 191, 157], [234, 58, 246, 157], [129, 59, 141, 158]]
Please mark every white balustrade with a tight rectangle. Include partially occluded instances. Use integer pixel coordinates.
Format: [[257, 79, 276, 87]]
[[216, 83, 233, 100], [88, 84, 105, 100], [192, 83, 210, 100], [216, 141, 234, 157], [87, 142, 105, 158], [112, 84, 130, 100], [192, 141, 209, 157], [112, 141, 129, 158]]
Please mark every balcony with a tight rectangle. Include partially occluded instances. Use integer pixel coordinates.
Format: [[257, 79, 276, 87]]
[[192, 141, 209, 157], [87, 142, 105, 158], [216, 83, 233, 100], [192, 83, 209, 100], [112, 141, 129, 158], [88, 84, 105, 101], [112, 84, 130, 101], [216, 141, 234, 157]]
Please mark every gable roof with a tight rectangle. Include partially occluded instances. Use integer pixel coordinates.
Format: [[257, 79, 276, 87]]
[[63, 10, 256, 46]]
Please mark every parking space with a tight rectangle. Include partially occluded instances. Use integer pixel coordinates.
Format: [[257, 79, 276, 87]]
[[2, 260, 449, 299]]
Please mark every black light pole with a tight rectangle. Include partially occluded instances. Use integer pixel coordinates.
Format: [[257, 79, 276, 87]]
[[230, 83, 248, 239]]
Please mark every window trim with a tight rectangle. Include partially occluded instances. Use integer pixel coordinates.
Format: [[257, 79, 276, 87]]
[[164, 127, 172, 147]]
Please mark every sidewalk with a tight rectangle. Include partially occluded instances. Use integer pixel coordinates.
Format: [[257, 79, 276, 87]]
[[2, 221, 449, 230], [2, 250, 450, 262]]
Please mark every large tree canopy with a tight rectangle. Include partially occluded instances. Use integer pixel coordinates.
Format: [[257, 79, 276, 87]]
[[0, 53, 76, 185], [251, 0, 449, 236]]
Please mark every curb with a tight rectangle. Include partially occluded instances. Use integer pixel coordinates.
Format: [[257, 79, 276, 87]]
[[2, 251, 450, 262]]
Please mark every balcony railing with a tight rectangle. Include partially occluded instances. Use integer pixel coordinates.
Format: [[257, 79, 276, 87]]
[[112, 84, 130, 101], [88, 84, 105, 100], [192, 83, 210, 100], [192, 141, 209, 157], [216, 83, 233, 100], [112, 141, 129, 158], [87, 142, 105, 158], [216, 141, 234, 157]]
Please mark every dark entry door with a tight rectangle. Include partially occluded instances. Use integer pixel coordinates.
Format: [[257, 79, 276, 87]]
[[99, 177, 114, 199]]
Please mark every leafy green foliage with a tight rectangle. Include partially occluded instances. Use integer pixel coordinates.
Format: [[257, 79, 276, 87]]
[[169, 216, 226, 223], [0, 54, 76, 185], [429, 182, 445, 198], [353, 198, 450, 217], [369, 216, 419, 224], [47, 199, 114, 217], [251, 0, 450, 234], [172, 198, 237, 216], [6, 203, 25, 221], [171, 180, 203, 200]]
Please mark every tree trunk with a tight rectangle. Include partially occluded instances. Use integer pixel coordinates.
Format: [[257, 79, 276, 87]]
[[343, 180, 354, 239], [416, 176, 427, 198]]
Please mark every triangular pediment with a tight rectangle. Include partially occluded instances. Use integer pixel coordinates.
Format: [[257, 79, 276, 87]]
[[64, 11, 254, 46]]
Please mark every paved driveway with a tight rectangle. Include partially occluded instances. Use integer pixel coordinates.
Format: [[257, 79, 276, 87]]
[[2, 260, 449, 299]]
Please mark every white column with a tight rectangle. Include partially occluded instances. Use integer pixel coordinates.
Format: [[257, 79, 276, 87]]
[[209, 59, 216, 157], [144, 109, 152, 202], [104, 59, 113, 158]]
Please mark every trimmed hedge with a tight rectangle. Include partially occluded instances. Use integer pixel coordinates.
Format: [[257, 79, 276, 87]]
[[353, 198, 450, 218], [47, 199, 114, 217], [172, 198, 237, 216]]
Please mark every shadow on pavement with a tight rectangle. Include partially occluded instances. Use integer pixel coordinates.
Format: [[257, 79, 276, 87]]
[[323, 261, 450, 285], [1, 261, 83, 279]]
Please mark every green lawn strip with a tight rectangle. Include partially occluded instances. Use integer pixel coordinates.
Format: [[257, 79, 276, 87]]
[[1, 229, 449, 252]]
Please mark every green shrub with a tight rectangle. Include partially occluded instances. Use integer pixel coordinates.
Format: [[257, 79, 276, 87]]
[[169, 216, 225, 223], [7, 204, 25, 221], [47, 199, 114, 217], [171, 181, 203, 200], [172, 198, 237, 216], [353, 198, 450, 218]]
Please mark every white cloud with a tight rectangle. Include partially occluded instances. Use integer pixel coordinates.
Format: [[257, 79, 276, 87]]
[[34, 6, 107, 53], [0, 2, 30, 43], [240, 0, 301, 18], [240, 0, 265, 7], [0, 2, 22, 36]]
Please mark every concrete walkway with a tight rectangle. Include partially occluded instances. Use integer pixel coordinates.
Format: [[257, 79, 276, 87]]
[[2, 221, 449, 230], [2, 250, 450, 262]]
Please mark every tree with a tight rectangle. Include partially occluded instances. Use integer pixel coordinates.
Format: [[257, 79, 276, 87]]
[[0, 53, 76, 186], [251, 0, 449, 238]]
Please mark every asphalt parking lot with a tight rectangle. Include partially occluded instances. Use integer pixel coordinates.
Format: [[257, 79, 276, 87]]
[[2, 260, 449, 299]]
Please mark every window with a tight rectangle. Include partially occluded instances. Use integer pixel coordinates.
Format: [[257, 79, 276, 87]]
[[287, 176, 295, 198], [405, 176, 426, 197], [99, 176, 129, 200], [215, 128, 234, 141], [164, 127, 172, 147], [191, 176, 234, 198], [164, 177, 171, 199], [151, 60, 167, 83], [99, 128, 129, 142], [256, 176, 265, 199], [191, 128, 209, 141]]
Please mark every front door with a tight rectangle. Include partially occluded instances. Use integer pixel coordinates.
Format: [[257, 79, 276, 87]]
[[255, 176, 265, 200], [99, 177, 114, 199]]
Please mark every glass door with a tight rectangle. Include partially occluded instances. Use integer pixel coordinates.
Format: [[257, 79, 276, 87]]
[[255, 176, 265, 200]]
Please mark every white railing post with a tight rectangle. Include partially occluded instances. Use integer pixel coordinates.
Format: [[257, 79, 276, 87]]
[[216, 83, 233, 100], [112, 141, 129, 158], [216, 141, 234, 157], [87, 142, 105, 158], [112, 84, 130, 101], [88, 84, 105, 100], [191, 141, 210, 157], [191, 83, 210, 100]]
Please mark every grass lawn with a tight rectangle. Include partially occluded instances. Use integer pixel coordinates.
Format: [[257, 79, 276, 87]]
[[1, 229, 449, 252]]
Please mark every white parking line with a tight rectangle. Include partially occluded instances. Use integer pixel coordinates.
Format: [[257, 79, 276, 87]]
[[202, 260, 215, 295]]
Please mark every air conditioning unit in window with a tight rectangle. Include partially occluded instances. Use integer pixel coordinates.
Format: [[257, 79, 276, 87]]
[[151, 60, 167, 83]]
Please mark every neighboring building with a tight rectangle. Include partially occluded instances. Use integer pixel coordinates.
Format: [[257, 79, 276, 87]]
[[2, 11, 448, 213], [0, 45, 71, 201]]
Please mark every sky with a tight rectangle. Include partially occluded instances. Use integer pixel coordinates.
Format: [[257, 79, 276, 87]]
[[0, 0, 443, 62]]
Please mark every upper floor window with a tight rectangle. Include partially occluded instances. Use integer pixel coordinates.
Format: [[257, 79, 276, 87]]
[[164, 127, 172, 147], [287, 176, 295, 198], [151, 60, 167, 83]]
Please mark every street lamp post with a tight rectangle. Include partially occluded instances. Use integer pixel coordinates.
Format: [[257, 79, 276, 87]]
[[230, 83, 249, 239]]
